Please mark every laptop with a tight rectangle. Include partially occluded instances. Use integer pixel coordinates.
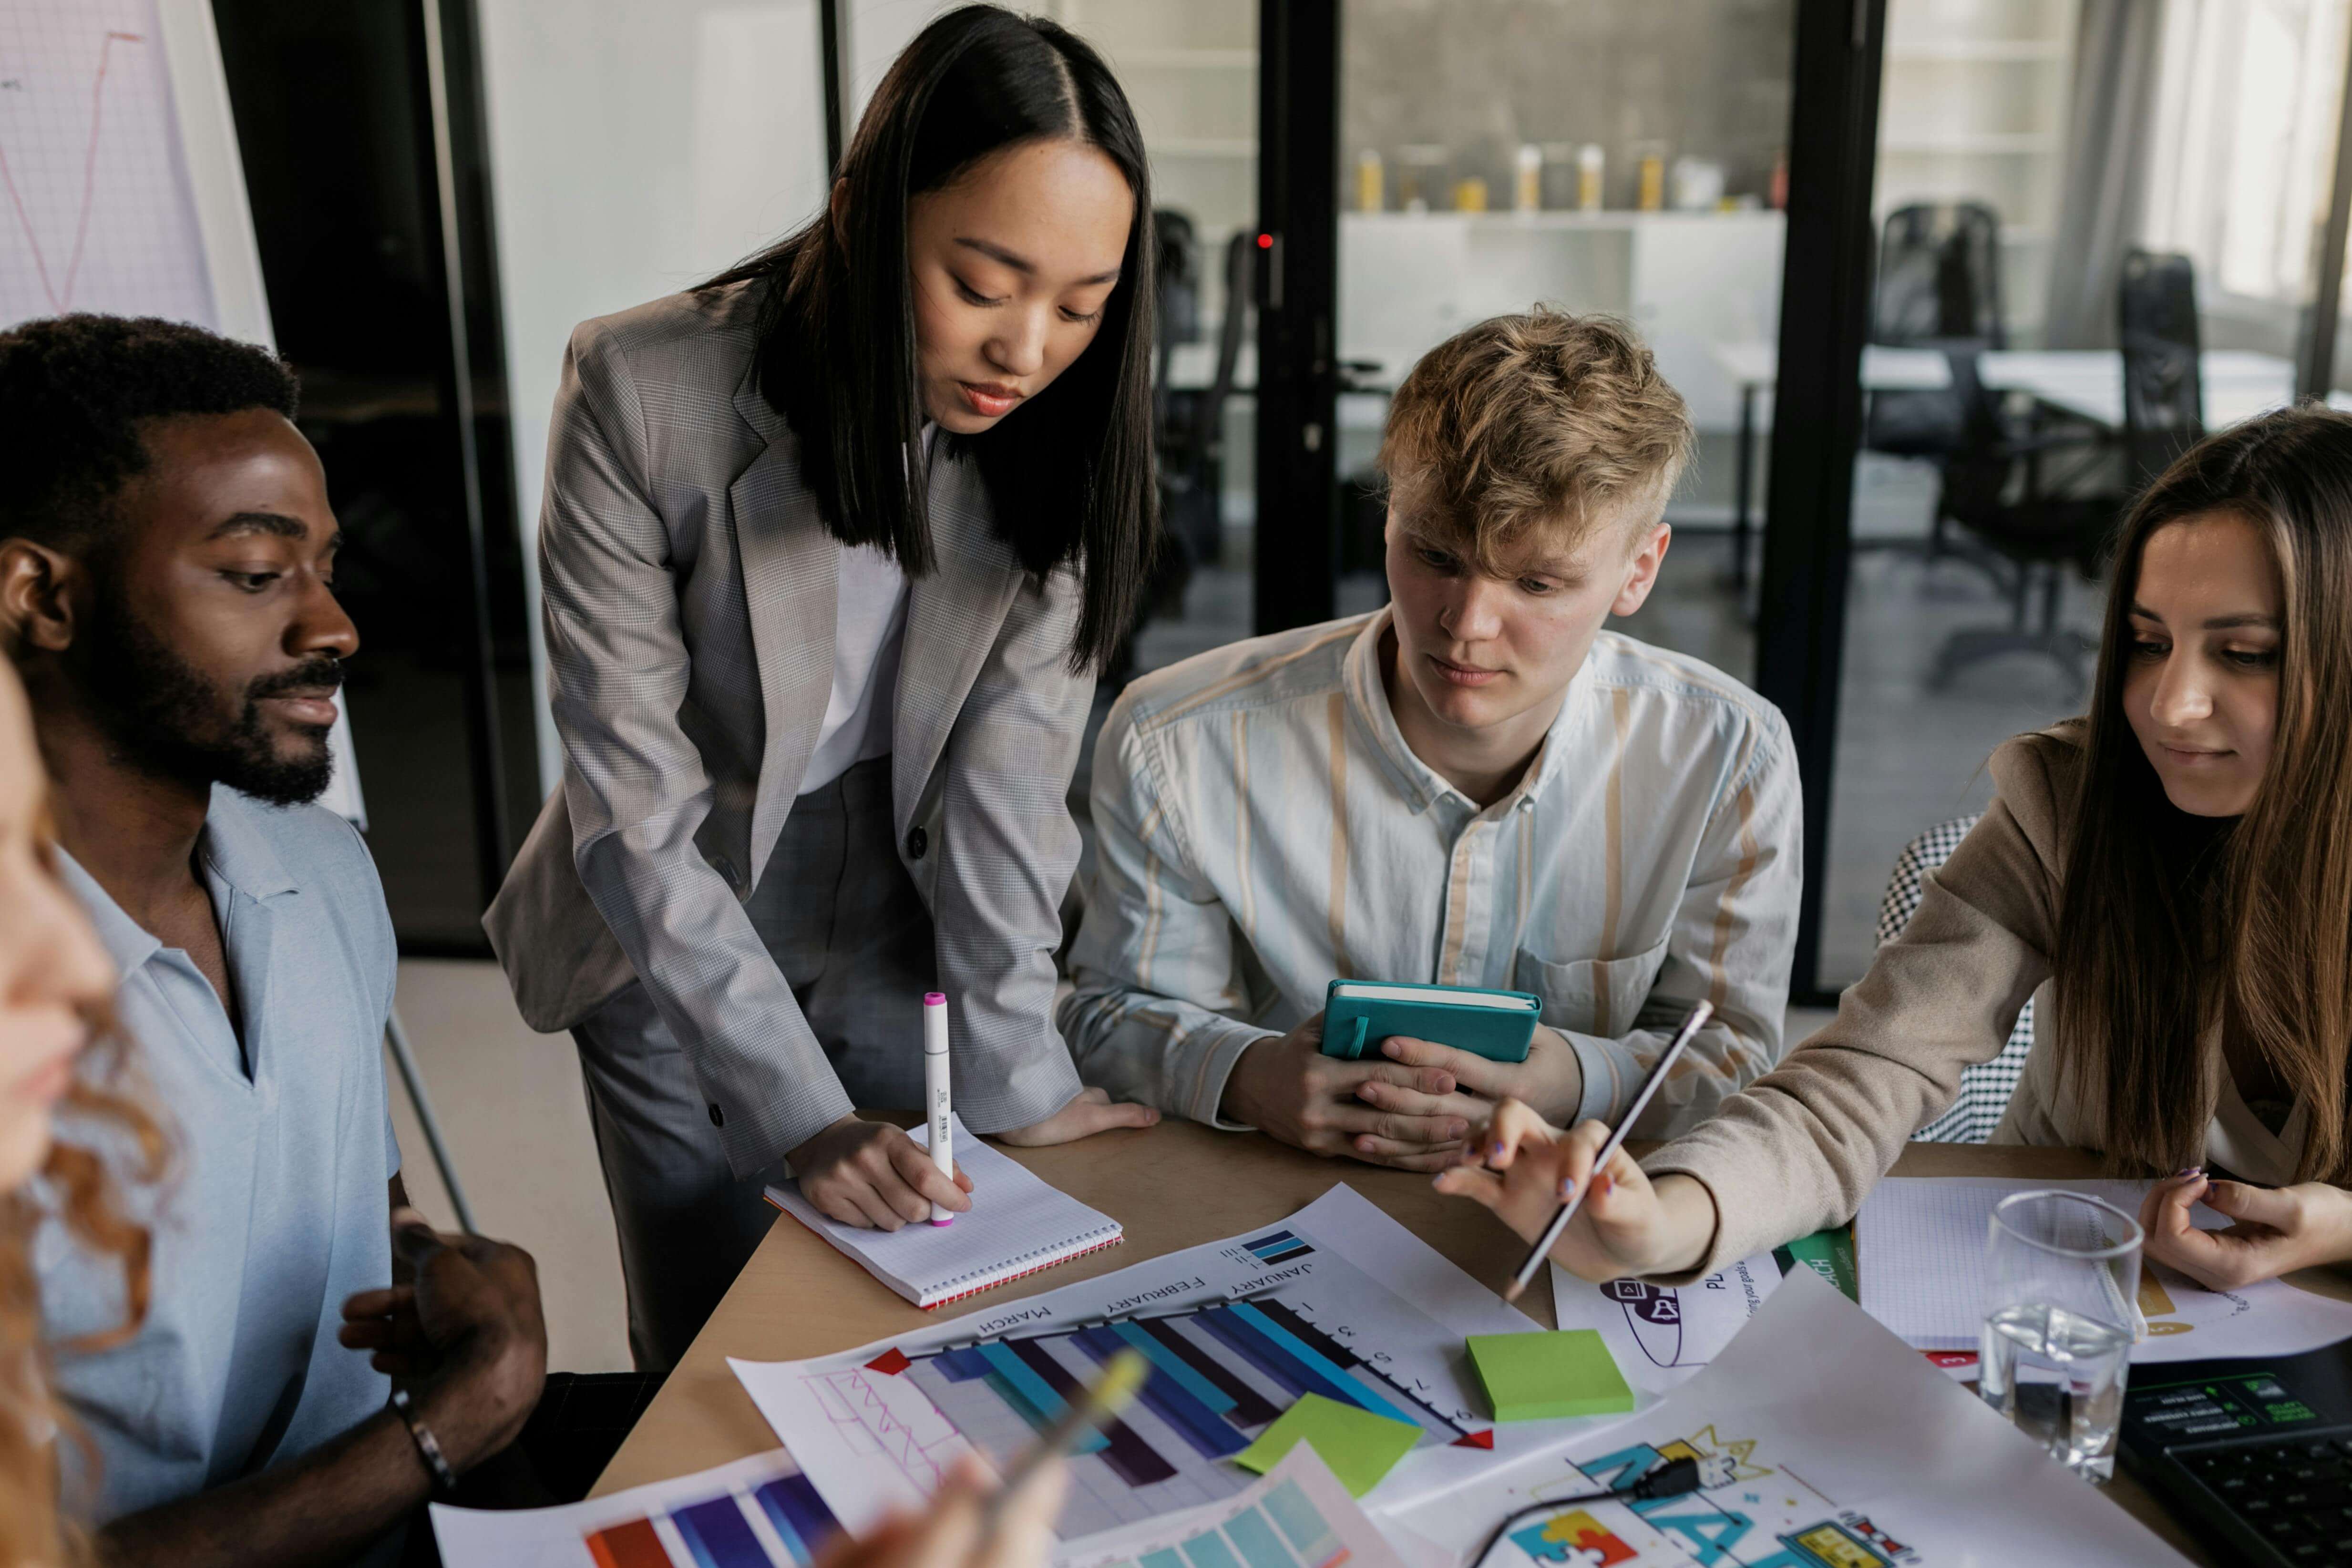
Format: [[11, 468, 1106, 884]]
[[2121, 1340, 2352, 1565]]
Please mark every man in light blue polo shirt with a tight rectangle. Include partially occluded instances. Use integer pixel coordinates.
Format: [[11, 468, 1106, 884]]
[[0, 316, 547, 1566]]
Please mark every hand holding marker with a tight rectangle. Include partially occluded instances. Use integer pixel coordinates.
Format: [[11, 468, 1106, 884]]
[[926, 992, 955, 1225]]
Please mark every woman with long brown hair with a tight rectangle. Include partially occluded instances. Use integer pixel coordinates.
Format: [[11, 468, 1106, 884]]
[[0, 653, 162, 1567], [1431, 403, 2352, 1293]]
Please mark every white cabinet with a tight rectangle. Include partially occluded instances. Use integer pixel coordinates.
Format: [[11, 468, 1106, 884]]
[[1339, 210, 1786, 430]]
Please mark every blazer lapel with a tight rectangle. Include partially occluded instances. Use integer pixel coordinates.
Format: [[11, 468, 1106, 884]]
[[729, 367, 837, 884], [894, 444, 1023, 833]]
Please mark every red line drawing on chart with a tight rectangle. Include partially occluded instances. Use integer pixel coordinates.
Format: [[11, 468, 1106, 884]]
[[0, 29, 146, 312], [807, 1368, 960, 1492]]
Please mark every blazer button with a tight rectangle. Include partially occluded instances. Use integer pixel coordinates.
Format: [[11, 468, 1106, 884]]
[[906, 826, 928, 861], [708, 1103, 725, 1128]]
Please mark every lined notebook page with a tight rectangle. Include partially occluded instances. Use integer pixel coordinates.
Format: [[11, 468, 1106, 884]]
[[1855, 1177, 2159, 1348], [765, 1118, 1122, 1309]]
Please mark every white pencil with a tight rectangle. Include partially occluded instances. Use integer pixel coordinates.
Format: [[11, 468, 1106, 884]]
[[1502, 1000, 1713, 1303]]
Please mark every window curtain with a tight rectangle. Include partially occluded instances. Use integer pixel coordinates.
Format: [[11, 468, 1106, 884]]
[[2043, 0, 2167, 348]]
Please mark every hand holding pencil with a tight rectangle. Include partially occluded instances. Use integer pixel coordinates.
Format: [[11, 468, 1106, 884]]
[[1432, 1004, 1726, 1286]]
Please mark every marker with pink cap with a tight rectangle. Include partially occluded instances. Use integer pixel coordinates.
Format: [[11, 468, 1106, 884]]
[[923, 992, 954, 1225]]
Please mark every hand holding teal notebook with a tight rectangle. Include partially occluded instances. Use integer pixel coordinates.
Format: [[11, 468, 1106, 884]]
[[1319, 978, 1542, 1064]]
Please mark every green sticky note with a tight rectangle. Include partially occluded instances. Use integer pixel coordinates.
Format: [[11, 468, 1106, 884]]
[[1466, 1329, 1634, 1421], [1232, 1393, 1421, 1496]]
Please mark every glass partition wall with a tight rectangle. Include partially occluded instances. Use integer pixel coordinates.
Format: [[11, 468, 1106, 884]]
[[1813, 0, 2352, 990], [1329, 0, 1798, 680], [1050, 0, 1262, 676]]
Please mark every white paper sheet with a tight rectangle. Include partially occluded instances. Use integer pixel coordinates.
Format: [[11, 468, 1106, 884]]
[[730, 1185, 1613, 1549], [1054, 1446, 1407, 1568], [1384, 1271, 2190, 1567], [1857, 1176, 2352, 1363], [429, 1449, 842, 1568], [1549, 1250, 1792, 1394], [765, 1119, 1124, 1308]]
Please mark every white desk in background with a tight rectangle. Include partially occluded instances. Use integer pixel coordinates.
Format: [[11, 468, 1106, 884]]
[[1974, 348, 2345, 429], [1709, 342, 1952, 586]]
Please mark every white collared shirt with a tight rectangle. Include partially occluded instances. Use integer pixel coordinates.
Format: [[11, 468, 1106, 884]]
[[1061, 608, 1803, 1133]]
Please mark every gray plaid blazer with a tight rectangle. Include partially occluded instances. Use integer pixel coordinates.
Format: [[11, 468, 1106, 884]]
[[484, 281, 1091, 1176]]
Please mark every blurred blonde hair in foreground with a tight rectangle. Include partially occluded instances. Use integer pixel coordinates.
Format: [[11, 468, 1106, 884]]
[[0, 652, 167, 1567]]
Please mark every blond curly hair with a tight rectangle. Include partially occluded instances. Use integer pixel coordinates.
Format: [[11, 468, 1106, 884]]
[[0, 834, 166, 1568]]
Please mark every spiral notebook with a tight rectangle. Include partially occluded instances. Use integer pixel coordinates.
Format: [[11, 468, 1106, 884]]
[[763, 1117, 1123, 1309]]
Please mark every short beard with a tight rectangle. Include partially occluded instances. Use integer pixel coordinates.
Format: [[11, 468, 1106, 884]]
[[77, 586, 338, 809]]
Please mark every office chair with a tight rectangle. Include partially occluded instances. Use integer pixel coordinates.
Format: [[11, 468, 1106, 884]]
[[1926, 354, 2118, 695], [2118, 248, 2205, 492], [1864, 202, 2004, 482], [1876, 815, 2034, 1144]]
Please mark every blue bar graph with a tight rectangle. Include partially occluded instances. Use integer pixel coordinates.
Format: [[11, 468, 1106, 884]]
[[1109, 1320, 1238, 1414], [976, 1341, 1111, 1454], [1195, 1306, 1412, 1427], [673, 1496, 768, 1568], [1181, 1527, 1245, 1568], [753, 1475, 843, 1565], [1226, 1303, 1416, 1427], [1221, 1501, 1300, 1568], [1075, 1326, 1250, 1459]]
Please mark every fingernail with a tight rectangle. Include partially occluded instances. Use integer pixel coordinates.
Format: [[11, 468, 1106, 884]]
[[1598, 1173, 1615, 1194], [1431, 1174, 1448, 1189], [2176, 1167, 2203, 1179], [1489, 1141, 1505, 1158], [1559, 1177, 1577, 1200]]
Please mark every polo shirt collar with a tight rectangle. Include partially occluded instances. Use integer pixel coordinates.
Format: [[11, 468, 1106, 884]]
[[51, 846, 160, 977], [1341, 605, 1592, 816], [195, 786, 301, 902], [50, 786, 301, 976]]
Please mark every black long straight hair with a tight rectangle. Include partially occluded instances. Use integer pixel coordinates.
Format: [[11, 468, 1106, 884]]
[[704, 4, 1156, 673]]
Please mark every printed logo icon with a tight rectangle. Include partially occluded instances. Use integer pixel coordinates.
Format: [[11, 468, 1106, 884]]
[[1601, 1278, 1685, 1367]]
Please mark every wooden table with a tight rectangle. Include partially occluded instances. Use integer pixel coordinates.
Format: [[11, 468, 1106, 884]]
[[595, 1123, 2251, 1563]]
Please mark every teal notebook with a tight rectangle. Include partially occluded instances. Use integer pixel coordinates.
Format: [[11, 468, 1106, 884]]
[[1320, 979, 1542, 1063]]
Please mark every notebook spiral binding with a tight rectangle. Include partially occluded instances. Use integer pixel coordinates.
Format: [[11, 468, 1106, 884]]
[[923, 1230, 1125, 1310]]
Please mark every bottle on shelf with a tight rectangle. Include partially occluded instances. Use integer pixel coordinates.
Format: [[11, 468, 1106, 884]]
[[1356, 148, 1384, 213], [1634, 143, 1667, 213], [1514, 144, 1542, 213], [1576, 143, 1605, 211]]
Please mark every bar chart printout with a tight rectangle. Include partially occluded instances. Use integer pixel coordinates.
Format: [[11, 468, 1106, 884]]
[[429, 1450, 843, 1568], [735, 1186, 1542, 1548]]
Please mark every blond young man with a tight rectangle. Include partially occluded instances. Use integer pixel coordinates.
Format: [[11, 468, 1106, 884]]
[[1060, 310, 1801, 1170]]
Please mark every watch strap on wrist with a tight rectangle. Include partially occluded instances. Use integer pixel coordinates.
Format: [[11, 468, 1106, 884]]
[[390, 1386, 459, 1495]]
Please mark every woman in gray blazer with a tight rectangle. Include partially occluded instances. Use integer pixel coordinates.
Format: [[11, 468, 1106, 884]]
[[487, 6, 1161, 1370]]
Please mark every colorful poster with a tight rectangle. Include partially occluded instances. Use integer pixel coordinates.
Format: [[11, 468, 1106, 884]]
[[1385, 1272, 2188, 1568]]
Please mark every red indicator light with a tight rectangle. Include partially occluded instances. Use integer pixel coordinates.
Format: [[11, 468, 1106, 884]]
[[1257, 232, 1274, 249]]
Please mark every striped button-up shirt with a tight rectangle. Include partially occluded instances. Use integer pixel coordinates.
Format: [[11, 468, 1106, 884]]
[[1060, 608, 1802, 1135]]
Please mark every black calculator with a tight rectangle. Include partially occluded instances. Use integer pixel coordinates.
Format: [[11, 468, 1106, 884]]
[[2121, 1343, 2352, 1565]]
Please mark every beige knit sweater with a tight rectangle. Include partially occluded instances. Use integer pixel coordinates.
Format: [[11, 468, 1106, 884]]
[[1642, 720, 2289, 1277]]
